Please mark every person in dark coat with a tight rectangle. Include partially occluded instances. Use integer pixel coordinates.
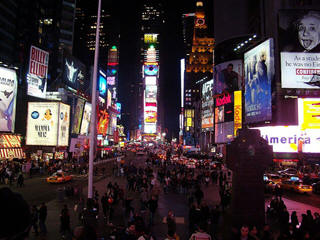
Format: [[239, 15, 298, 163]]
[[31, 205, 39, 236], [60, 205, 71, 236], [147, 195, 158, 226], [39, 202, 47, 235]]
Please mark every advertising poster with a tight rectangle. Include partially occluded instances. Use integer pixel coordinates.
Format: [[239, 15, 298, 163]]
[[58, 103, 70, 146], [26, 102, 59, 145], [27, 46, 49, 98], [255, 126, 320, 153], [146, 85, 157, 99], [80, 102, 92, 135], [279, 10, 320, 89], [144, 123, 156, 134], [99, 75, 107, 98], [244, 38, 274, 124], [0, 67, 18, 132], [215, 122, 234, 143], [201, 80, 214, 130], [107, 76, 115, 85], [234, 91, 242, 136], [97, 110, 109, 136], [144, 34, 158, 43], [298, 98, 320, 129], [145, 76, 157, 85], [107, 90, 112, 108], [63, 56, 86, 92], [213, 60, 243, 95], [72, 98, 85, 134]]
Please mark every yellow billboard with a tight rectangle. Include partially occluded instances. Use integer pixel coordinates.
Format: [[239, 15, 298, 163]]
[[300, 99, 320, 130], [144, 34, 158, 43], [234, 91, 242, 136]]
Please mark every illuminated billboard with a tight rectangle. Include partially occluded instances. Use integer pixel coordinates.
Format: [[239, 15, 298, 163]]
[[99, 75, 107, 98], [97, 110, 109, 136], [145, 76, 157, 85], [0, 67, 18, 133], [80, 102, 92, 135], [298, 98, 320, 129], [213, 60, 243, 95], [234, 91, 242, 136], [58, 103, 70, 146], [107, 76, 116, 85], [145, 45, 158, 63], [107, 90, 112, 108], [244, 38, 274, 124], [144, 64, 159, 76], [146, 85, 157, 99], [215, 122, 234, 143], [26, 102, 70, 146], [279, 10, 320, 89], [201, 80, 214, 130], [63, 56, 86, 91], [144, 123, 157, 134], [254, 126, 320, 153], [144, 34, 158, 43], [27, 46, 49, 98], [72, 98, 85, 134]]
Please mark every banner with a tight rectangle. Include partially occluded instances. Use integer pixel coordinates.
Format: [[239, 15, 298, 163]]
[[244, 38, 274, 124], [72, 98, 85, 134], [201, 79, 214, 130], [27, 46, 49, 98], [0, 67, 18, 132], [80, 102, 92, 135], [58, 103, 70, 146]]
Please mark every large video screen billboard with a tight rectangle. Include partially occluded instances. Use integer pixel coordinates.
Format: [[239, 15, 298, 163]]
[[99, 75, 107, 98], [146, 85, 157, 99], [0, 67, 18, 132], [26, 102, 69, 146], [27, 46, 49, 98], [80, 102, 92, 135], [213, 60, 243, 95], [279, 10, 320, 89], [72, 98, 85, 134], [63, 56, 86, 92], [201, 80, 214, 130], [144, 64, 159, 76], [244, 38, 274, 124]]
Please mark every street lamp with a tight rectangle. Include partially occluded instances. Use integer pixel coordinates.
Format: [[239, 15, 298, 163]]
[[88, 0, 101, 199]]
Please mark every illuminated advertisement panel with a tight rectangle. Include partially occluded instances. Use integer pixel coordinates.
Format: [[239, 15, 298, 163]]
[[72, 98, 85, 134], [144, 34, 158, 43], [146, 85, 157, 99], [0, 67, 18, 132], [254, 126, 320, 153], [144, 64, 159, 76], [213, 60, 243, 95], [26, 102, 59, 146], [58, 103, 70, 146], [279, 10, 320, 89], [234, 91, 242, 136], [244, 38, 274, 124], [107, 90, 112, 108], [107, 76, 116, 85], [145, 45, 158, 62], [298, 98, 320, 129], [116, 102, 121, 119], [215, 106, 224, 123], [201, 80, 214, 130], [144, 123, 157, 134], [63, 56, 86, 91], [80, 102, 92, 135], [97, 110, 109, 136], [215, 122, 234, 143], [27, 46, 49, 98], [145, 76, 157, 85], [99, 75, 107, 98], [144, 110, 157, 123]]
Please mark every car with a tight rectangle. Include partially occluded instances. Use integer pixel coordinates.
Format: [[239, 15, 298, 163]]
[[266, 174, 282, 184], [278, 168, 298, 176], [46, 171, 72, 183], [312, 182, 320, 194], [280, 180, 312, 194]]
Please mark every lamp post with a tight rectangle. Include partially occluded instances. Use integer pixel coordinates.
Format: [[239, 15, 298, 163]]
[[88, 0, 101, 199]]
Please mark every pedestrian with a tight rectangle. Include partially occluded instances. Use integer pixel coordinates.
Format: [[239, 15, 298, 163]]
[[31, 205, 39, 236], [39, 202, 47, 235], [167, 210, 176, 234], [60, 204, 71, 237], [189, 222, 212, 240], [147, 195, 158, 226], [17, 172, 24, 187]]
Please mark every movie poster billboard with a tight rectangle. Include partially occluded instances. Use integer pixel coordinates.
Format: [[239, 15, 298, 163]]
[[26, 102, 59, 146], [0, 67, 18, 132], [213, 60, 243, 95], [62, 56, 86, 92], [80, 102, 92, 135], [244, 38, 274, 124], [72, 98, 85, 134], [201, 80, 214, 130], [58, 103, 70, 146], [279, 10, 320, 89], [27, 46, 49, 98]]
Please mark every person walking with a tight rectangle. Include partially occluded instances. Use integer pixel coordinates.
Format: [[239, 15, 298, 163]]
[[31, 205, 39, 236], [39, 202, 47, 236], [148, 195, 158, 226], [60, 205, 71, 237]]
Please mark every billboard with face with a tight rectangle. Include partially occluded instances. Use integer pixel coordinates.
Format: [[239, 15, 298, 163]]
[[279, 10, 320, 89], [27, 46, 49, 98], [80, 102, 92, 135], [244, 38, 274, 124], [63, 56, 86, 91], [58, 103, 70, 146], [201, 80, 214, 130], [26, 102, 59, 146], [72, 98, 85, 134], [0, 67, 18, 132], [213, 60, 243, 95]]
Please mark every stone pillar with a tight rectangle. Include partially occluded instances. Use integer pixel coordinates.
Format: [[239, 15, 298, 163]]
[[226, 128, 272, 228]]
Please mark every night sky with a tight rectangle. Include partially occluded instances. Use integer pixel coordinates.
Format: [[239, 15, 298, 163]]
[[110, 0, 213, 139]]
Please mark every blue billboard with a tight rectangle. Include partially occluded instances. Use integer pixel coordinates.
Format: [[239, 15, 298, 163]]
[[144, 64, 159, 76], [244, 38, 274, 124], [99, 75, 107, 98]]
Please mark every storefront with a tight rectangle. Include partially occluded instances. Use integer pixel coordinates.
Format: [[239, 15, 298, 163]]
[[0, 134, 26, 160]]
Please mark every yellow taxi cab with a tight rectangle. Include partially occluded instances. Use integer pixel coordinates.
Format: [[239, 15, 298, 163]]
[[280, 179, 312, 194], [46, 171, 72, 183], [266, 174, 282, 185]]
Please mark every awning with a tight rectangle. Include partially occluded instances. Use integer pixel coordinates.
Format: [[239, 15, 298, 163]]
[[0, 148, 26, 160]]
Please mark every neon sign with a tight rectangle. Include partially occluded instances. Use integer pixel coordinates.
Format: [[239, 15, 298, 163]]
[[216, 92, 232, 107]]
